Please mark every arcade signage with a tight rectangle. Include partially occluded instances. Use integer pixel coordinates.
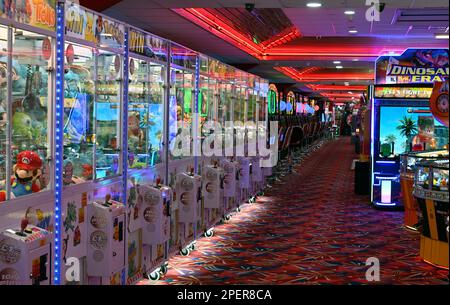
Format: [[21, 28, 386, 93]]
[[374, 86, 433, 99], [65, 2, 125, 50], [387, 65, 449, 83], [129, 28, 168, 62], [0, 0, 56, 31], [376, 49, 449, 85]]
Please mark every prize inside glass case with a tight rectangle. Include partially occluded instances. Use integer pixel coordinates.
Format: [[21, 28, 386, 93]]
[[63, 43, 95, 185], [95, 50, 122, 179], [1, 28, 53, 201], [128, 58, 165, 169], [169, 67, 194, 159]]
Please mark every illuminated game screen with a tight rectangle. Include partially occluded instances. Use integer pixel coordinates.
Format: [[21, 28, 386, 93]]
[[379, 106, 449, 158]]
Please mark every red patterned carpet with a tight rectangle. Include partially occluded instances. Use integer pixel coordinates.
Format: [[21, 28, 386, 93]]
[[139, 137, 449, 285]]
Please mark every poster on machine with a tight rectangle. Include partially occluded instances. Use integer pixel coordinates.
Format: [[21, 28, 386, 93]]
[[0, 0, 56, 31], [129, 28, 168, 62], [65, 1, 125, 50], [375, 49, 449, 85]]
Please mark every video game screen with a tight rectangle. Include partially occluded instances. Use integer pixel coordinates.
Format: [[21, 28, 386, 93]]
[[379, 106, 449, 158]]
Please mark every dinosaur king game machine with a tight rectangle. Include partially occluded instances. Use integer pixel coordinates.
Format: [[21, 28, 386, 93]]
[[370, 48, 449, 209]]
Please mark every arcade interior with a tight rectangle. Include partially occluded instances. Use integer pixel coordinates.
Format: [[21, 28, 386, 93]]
[[0, 0, 448, 287]]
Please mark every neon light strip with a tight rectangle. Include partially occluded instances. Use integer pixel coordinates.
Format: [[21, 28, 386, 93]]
[[375, 161, 396, 164], [54, 1, 65, 285], [370, 86, 375, 203], [122, 29, 129, 206]]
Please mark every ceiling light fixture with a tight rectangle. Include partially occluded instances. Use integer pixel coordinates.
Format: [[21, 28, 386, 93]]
[[348, 29, 358, 34], [336, 65, 343, 69], [435, 33, 449, 39], [352, 58, 359, 61], [333, 61, 341, 64], [344, 10, 355, 15], [307, 2, 322, 8], [344, 82, 350, 86]]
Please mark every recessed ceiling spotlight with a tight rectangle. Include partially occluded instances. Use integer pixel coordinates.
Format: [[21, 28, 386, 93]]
[[348, 91, 353, 94], [348, 29, 358, 34], [352, 58, 359, 61], [435, 33, 449, 39], [307, 2, 322, 8], [344, 10, 355, 15], [336, 65, 343, 69], [333, 61, 341, 64]]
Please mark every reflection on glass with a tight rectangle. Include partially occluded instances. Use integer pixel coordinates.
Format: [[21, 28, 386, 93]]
[[169, 68, 193, 160], [95, 51, 122, 179], [63, 43, 95, 185], [2, 29, 53, 200], [128, 58, 164, 169], [433, 168, 449, 192]]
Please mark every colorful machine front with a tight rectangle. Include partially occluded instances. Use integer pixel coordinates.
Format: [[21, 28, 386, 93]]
[[370, 48, 449, 208], [413, 159, 449, 269]]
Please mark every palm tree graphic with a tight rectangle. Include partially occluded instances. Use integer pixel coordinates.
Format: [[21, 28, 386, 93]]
[[396, 116, 418, 151]]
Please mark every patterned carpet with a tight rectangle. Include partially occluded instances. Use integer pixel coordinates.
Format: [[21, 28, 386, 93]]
[[139, 137, 449, 285]]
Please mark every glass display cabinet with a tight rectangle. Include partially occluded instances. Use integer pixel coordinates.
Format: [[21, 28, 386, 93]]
[[1, 17, 55, 203], [413, 158, 449, 269], [400, 149, 448, 229]]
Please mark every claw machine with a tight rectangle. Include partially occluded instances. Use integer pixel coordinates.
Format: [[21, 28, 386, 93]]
[[370, 48, 449, 208], [62, 2, 127, 284], [168, 43, 198, 257], [126, 27, 169, 283], [0, 0, 56, 285]]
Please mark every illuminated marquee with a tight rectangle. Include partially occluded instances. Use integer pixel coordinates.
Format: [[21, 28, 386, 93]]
[[388, 65, 449, 83]]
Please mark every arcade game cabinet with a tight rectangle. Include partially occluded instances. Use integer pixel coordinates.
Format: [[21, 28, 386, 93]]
[[370, 48, 449, 208]]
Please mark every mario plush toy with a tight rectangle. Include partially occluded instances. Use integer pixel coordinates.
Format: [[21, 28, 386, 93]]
[[0, 151, 42, 201]]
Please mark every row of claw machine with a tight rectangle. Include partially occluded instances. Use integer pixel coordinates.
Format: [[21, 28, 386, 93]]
[[0, 0, 271, 285]]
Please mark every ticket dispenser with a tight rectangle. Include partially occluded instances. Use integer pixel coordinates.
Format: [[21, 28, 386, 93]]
[[140, 184, 172, 271], [203, 164, 224, 209], [87, 199, 126, 282], [0, 225, 52, 285], [176, 171, 201, 245]]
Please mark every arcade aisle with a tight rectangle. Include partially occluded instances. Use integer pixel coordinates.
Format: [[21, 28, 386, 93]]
[[139, 137, 448, 285]]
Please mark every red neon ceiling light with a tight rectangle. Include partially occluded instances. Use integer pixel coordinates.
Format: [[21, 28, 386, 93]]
[[275, 66, 373, 81], [173, 8, 301, 59], [306, 84, 367, 91]]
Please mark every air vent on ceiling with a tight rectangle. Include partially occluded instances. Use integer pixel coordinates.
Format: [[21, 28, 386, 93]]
[[391, 8, 448, 25]]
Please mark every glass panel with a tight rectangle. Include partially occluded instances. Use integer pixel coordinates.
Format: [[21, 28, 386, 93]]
[[218, 81, 231, 125], [128, 58, 149, 169], [95, 51, 122, 179], [8, 29, 52, 199], [148, 63, 165, 166], [63, 43, 95, 185], [169, 68, 193, 159], [433, 167, 449, 192], [0, 25, 8, 198]]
